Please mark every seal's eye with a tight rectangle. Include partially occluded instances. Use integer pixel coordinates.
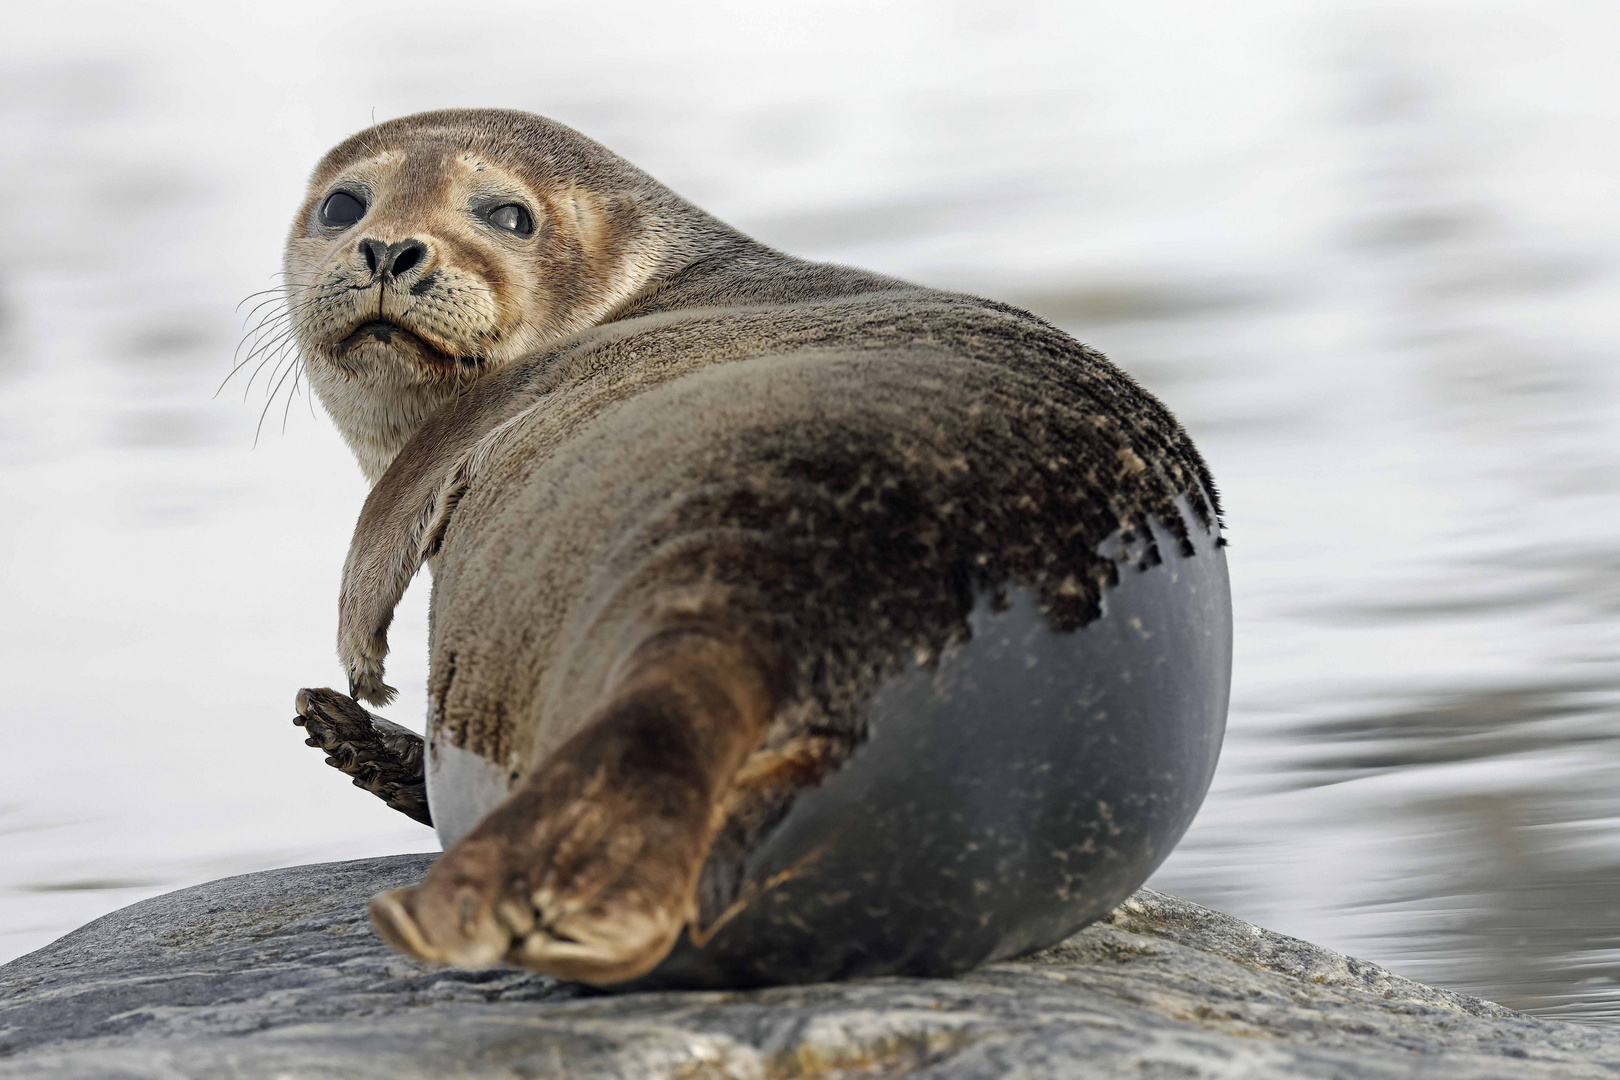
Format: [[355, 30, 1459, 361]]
[[320, 191, 367, 228], [488, 203, 535, 236]]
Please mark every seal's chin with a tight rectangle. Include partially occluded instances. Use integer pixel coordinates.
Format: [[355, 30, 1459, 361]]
[[338, 319, 475, 378]]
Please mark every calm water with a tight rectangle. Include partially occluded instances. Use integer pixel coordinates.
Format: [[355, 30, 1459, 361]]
[[2, 0, 1617, 1024]]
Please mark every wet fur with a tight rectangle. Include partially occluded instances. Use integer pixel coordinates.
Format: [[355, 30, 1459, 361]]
[[287, 109, 1221, 983]]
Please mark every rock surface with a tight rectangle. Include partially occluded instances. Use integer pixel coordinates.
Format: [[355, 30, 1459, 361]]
[[0, 855, 1615, 1078]]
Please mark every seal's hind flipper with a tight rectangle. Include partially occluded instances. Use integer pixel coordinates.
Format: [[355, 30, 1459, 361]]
[[366, 615, 782, 983], [294, 687, 431, 826]]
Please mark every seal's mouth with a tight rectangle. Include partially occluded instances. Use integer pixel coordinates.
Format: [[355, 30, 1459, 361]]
[[340, 318, 441, 356], [338, 319, 478, 371]]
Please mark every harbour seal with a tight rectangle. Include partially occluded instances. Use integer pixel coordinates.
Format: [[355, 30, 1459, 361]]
[[283, 108, 1230, 987]]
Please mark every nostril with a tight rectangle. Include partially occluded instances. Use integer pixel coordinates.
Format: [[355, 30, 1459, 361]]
[[388, 240, 425, 277], [360, 239, 382, 275]]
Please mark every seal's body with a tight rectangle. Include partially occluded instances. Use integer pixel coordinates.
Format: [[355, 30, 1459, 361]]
[[285, 109, 1229, 986]]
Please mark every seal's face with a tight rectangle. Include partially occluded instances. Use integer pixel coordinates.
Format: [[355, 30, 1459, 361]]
[[286, 122, 670, 482], [289, 149, 551, 376]]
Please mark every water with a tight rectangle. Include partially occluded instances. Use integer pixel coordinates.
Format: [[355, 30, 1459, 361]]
[[1, 0, 1617, 1024]]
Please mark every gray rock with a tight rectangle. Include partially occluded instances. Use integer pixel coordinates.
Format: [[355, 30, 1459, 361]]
[[0, 855, 1615, 1078]]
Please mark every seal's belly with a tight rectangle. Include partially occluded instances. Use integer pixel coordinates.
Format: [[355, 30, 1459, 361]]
[[426, 736, 512, 849]]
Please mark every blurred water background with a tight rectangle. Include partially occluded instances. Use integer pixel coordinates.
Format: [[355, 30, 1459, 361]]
[[1, 0, 1617, 1024]]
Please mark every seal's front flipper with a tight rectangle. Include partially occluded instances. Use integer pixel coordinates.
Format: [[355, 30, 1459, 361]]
[[294, 687, 432, 826]]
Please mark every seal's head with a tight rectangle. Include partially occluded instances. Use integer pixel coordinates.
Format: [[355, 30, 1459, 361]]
[[286, 108, 713, 481]]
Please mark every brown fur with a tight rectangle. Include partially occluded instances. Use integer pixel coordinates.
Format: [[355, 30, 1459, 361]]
[[287, 109, 1221, 983]]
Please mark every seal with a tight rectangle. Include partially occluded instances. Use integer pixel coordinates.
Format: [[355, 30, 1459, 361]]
[[282, 108, 1230, 987]]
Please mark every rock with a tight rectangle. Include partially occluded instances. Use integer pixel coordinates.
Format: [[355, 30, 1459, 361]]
[[0, 855, 1615, 1078]]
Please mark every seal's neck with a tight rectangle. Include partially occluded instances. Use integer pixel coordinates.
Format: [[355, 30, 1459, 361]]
[[310, 363, 461, 485]]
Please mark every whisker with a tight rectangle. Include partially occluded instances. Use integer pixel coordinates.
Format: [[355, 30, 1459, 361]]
[[234, 287, 293, 312], [226, 286, 343, 380], [254, 352, 304, 448], [239, 294, 294, 325], [237, 311, 294, 347], [265, 348, 296, 395], [243, 305, 296, 332], [235, 275, 325, 309], [217, 338, 284, 398], [242, 335, 298, 401], [223, 319, 293, 387], [219, 327, 294, 398], [281, 361, 304, 435]]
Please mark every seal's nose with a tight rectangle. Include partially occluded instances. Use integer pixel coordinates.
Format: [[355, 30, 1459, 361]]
[[385, 239, 426, 278], [358, 238, 387, 275], [357, 238, 429, 280]]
